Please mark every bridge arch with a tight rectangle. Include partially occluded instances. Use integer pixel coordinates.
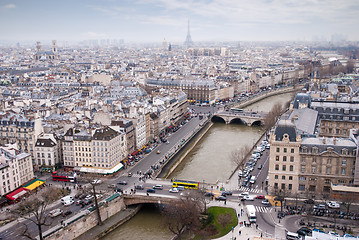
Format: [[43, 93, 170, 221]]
[[211, 115, 226, 123], [251, 120, 263, 126], [229, 118, 247, 125]]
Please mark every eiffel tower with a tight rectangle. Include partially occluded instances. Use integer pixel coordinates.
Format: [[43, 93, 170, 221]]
[[184, 20, 193, 48]]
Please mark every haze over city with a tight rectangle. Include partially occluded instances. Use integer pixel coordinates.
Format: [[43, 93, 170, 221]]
[[1, 0, 359, 43]]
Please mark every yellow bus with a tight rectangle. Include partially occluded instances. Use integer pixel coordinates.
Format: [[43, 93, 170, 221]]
[[172, 180, 199, 190]]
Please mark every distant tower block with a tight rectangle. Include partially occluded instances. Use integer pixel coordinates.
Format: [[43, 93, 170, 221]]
[[36, 41, 41, 52], [184, 20, 194, 48], [52, 40, 58, 53]]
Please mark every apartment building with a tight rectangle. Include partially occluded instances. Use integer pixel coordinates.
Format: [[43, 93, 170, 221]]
[[0, 144, 33, 196], [268, 120, 301, 195], [34, 133, 60, 169]]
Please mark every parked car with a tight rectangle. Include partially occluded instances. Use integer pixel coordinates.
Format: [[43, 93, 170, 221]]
[[313, 204, 326, 210], [76, 200, 84, 206], [117, 180, 128, 185], [327, 201, 340, 209], [84, 199, 92, 205], [147, 188, 155, 193], [304, 199, 314, 204]]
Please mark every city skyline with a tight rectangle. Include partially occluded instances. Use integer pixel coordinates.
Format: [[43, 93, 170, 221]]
[[1, 0, 359, 43]]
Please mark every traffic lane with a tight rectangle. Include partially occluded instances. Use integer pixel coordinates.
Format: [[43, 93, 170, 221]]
[[256, 211, 275, 236], [129, 116, 202, 174]]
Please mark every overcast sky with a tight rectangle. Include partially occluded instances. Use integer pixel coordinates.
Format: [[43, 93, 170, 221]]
[[1, 0, 359, 43]]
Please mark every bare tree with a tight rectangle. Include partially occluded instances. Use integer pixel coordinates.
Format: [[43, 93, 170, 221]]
[[230, 145, 251, 172], [80, 175, 103, 226], [340, 192, 355, 217], [13, 187, 65, 240], [263, 103, 282, 130], [161, 196, 201, 239]]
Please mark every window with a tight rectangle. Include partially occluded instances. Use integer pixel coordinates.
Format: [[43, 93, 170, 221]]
[[312, 157, 316, 163], [301, 157, 306, 163], [299, 184, 305, 191], [282, 165, 286, 171], [274, 183, 278, 189], [276, 156, 279, 161], [324, 179, 331, 184], [309, 185, 316, 191], [301, 166, 306, 173], [276, 147, 280, 153], [284, 148, 287, 153], [323, 186, 330, 192], [290, 165, 293, 171], [283, 156, 287, 162], [282, 176, 286, 180], [289, 176, 293, 180], [341, 168, 346, 175], [288, 184, 292, 190], [327, 158, 331, 164], [290, 156, 294, 162], [342, 159, 347, 166], [275, 164, 279, 170], [291, 148, 294, 153], [281, 183, 285, 189], [312, 166, 316, 173], [275, 175, 278, 179], [326, 167, 331, 174]]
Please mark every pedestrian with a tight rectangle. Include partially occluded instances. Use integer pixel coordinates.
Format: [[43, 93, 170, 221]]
[[256, 224, 258, 229], [238, 230, 241, 235]]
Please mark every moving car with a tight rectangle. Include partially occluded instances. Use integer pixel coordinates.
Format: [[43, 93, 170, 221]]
[[221, 191, 232, 196], [146, 188, 155, 193], [62, 210, 72, 217], [262, 199, 270, 205], [297, 227, 312, 236], [157, 150, 161, 154], [135, 185, 144, 190], [242, 195, 254, 201], [91, 179, 102, 185], [49, 209, 63, 218], [153, 184, 163, 190], [117, 180, 128, 185], [215, 195, 227, 201], [169, 188, 179, 193], [255, 195, 265, 199], [63, 200, 74, 206]]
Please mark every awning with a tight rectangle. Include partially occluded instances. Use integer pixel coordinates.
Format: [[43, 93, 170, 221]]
[[79, 162, 124, 175], [6, 187, 29, 201], [23, 179, 45, 191]]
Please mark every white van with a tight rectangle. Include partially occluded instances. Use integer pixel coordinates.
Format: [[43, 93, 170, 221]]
[[61, 196, 74, 204], [286, 231, 300, 239], [250, 176, 256, 184]]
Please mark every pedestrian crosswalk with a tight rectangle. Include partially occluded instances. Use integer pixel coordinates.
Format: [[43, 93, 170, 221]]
[[238, 186, 262, 193], [254, 205, 273, 213]]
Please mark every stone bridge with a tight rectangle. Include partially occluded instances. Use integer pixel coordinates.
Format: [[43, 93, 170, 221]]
[[123, 194, 181, 206], [212, 110, 267, 126]]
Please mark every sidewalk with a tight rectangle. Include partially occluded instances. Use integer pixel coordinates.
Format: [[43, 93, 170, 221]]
[[208, 201, 269, 240]]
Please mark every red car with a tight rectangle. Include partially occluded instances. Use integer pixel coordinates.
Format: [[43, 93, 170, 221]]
[[255, 195, 265, 199]]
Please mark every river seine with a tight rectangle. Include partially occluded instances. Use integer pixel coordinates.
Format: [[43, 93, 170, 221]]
[[101, 91, 295, 240]]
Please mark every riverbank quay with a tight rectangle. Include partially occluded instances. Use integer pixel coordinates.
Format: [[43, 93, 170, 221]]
[[232, 85, 304, 110], [158, 118, 214, 179], [75, 205, 141, 240]]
